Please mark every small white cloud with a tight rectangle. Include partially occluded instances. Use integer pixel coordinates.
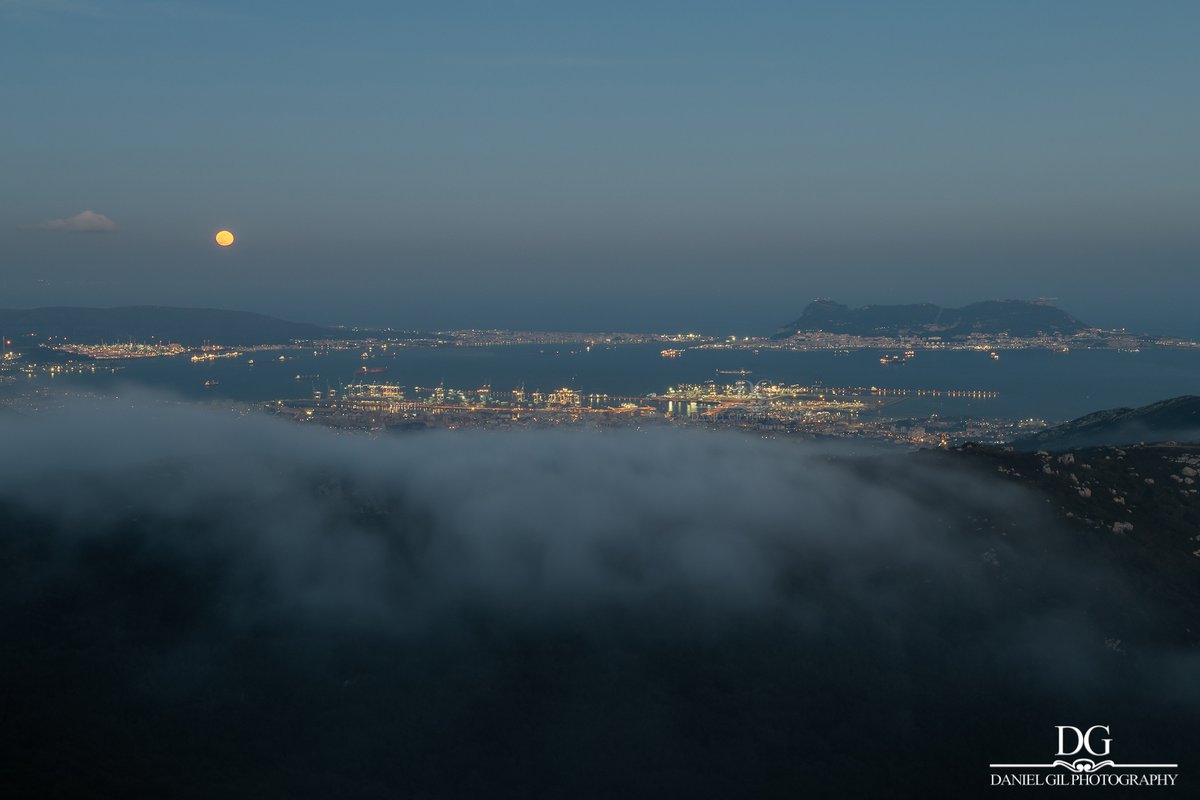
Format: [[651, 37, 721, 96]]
[[41, 210, 117, 233]]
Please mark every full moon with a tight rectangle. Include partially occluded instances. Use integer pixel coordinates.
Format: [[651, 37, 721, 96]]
[[214, 230, 235, 247]]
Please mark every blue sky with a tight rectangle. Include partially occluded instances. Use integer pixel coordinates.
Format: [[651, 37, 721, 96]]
[[2, 1, 1198, 333]]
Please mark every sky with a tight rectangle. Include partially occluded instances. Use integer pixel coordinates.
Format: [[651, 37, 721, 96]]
[[2, 1, 1198, 334]]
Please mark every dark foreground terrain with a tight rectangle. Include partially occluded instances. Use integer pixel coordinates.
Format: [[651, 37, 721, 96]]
[[1013, 395, 1200, 451], [1, 402, 1197, 798]]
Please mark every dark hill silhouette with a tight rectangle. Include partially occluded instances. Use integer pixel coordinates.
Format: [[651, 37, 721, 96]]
[[1013, 395, 1200, 451], [775, 299, 1088, 339], [0, 305, 332, 346]]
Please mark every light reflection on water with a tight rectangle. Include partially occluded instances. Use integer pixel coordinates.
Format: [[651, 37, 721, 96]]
[[20, 343, 1200, 422]]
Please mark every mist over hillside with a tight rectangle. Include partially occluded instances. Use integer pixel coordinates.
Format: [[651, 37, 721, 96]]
[[1015, 395, 1200, 451], [1, 398, 1196, 797]]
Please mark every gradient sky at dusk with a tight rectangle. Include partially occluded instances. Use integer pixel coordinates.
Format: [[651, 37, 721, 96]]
[[3, 1, 1198, 333]]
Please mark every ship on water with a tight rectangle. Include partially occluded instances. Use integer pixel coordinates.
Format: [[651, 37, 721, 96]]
[[880, 350, 916, 366]]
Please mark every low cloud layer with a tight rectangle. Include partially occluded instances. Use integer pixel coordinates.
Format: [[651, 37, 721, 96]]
[[38, 209, 116, 232], [0, 396, 1195, 797]]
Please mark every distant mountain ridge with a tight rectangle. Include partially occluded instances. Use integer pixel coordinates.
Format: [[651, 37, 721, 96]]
[[1013, 395, 1200, 451], [0, 306, 332, 346], [775, 299, 1088, 339]]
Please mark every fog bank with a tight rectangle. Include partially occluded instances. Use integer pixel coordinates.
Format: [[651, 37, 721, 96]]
[[0, 397, 1194, 797]]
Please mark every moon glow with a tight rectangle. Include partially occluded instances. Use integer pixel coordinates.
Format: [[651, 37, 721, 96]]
[[215, 230, 235, 247]]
